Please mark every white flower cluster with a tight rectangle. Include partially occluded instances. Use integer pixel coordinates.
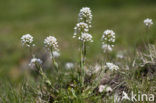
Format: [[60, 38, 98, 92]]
[[29, 58, 42, 67], [78, 33, 93, 42], [98, 85, 112, 93], [101, 30, 115, 52], [73, 7, 93, 43], [101, 44, 113, 52], [44, 36, 58, 50], [144, 18, 153, 27], [21, 34, 34, 47], [106, 62, 119, 71], [65, 62, 74, 69], [51, 51, 60, 58], [73, 22, 89, 38], [102, 30, 115, 44], [78, 7, 92, 27]]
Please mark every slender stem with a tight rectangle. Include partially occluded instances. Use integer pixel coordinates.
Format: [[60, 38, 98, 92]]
[[146, 26, 150, 44], [35, 63, 58, 93], [105, 39, 109, 62], [80, 41, 84, 86], [80, 41, 86, 87], [82, 41, 87, 65], [50, 48, 58, 72]]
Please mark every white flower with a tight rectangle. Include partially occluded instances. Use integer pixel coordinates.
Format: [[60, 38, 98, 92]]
[[44, 36, 58, 50], [101, 44, 113, 52], [101, 30, 115, 52], [121, 91, 130, 101], [106, 86, 113, 92], [21, 34, 34, 47], [99, 85, 105, 93], [73, 22, 89, 38], [98, 85, 112, 93], [51, 51, 60, 58], [79, 33, 93, 42], [65, 62, 74, 69], [106, 63, 119, 71], [102, 29, 115, 44], [78, 7, 92, 27], [29, 58, 42, 67], [144, 18, 153, 27]]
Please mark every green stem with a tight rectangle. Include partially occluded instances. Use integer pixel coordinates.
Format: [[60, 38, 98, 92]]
[[105, 40, 109, 62], [50, 48, 58, 72], [80, 41, 86, 87], [146, 26, 150, 44], [35, 63, 58, 93]]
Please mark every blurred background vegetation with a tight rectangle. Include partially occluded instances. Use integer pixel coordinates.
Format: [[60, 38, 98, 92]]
[[0, 0, 156, 89]]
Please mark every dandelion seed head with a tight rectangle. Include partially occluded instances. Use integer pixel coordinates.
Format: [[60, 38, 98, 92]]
[[144, 18, 153, 27], [21, 34, 33, 47], [44, 36, 58, 50]]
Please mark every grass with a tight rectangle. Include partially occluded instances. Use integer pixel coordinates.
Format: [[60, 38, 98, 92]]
[[0, 1, 156, 102]]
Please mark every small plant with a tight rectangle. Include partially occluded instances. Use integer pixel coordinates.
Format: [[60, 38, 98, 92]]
[[143, 18, 153, 43], [19, 7, 155, 103], [73, 7, 93, 87]]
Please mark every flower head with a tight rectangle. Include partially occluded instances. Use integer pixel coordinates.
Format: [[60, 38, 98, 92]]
[[73, 22, 89, 38], [78, 7, 92, 27], [98, 85, 105, 93], [44, 36, 58, 50], [79, 33, 93, 42], [144, 18, 153, 27], [106, 63, 119, 71], [29, 58, 42, 67], [101, 44, 113, 53], [102, 30, 115, 44], [106, 86, 113, 92], [21, 34, 34, 47], [101, 30, 115, 52], [51, 51, 60, 58], [65, 62, 74, 69]]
